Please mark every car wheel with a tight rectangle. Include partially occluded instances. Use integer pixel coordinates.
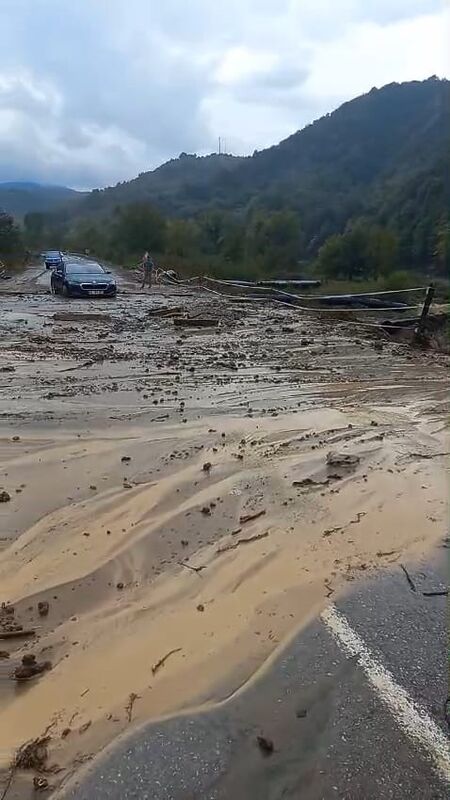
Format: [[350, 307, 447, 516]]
[[61, 284, 70, 298]]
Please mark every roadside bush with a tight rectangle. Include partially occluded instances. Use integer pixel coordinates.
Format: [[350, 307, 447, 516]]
[[381, 270, 417, 290]]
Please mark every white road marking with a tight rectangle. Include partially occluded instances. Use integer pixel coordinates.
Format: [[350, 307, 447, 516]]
[[321, 603, 450, 785]]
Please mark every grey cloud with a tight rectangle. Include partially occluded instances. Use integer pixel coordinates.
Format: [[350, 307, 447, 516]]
[[242, 65, 309, 91], [0, 0, 217, 186], [57, 122, 91, 150], [232, 64, 310, 108], [359, 1, 442, 25], [0, 0, 446, 188], [0, 75, 55, 117]]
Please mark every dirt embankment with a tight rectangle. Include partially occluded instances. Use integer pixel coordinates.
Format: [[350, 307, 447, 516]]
[[0, 270, 449, 798]]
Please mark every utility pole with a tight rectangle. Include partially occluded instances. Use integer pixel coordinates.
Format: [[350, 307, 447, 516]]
[[218, 137, 221, 155]]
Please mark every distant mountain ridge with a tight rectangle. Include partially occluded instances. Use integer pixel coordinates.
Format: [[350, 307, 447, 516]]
[[0, 182, 84, 218]]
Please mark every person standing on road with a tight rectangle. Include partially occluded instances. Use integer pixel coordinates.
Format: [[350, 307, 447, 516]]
[[141, 251, 154, 290]]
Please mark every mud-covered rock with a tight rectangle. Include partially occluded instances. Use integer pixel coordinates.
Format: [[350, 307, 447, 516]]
[[38, 601, 49, 617]]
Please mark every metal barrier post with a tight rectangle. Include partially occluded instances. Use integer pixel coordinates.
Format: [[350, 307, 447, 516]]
[[415, 284, 435, 340]]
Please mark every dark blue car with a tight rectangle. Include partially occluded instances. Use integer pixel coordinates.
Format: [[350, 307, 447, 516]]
[[45, 250, 64, 270], [51, 260, 117, 298]]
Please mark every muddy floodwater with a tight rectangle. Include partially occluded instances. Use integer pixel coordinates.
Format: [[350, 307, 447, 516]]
[[0, 263, 449, 798]]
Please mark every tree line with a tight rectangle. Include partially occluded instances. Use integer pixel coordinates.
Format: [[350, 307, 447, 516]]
[[1, 202, 448, 284]]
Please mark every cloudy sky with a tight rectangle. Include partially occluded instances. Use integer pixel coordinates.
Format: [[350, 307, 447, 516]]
[[0, 0, 448, 189]]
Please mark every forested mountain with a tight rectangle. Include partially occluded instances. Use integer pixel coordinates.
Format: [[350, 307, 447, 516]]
[[68, 77, 449, 267], [77, 78, 448, 226], [81, 153, 243, 218], [0, 182, 83, 219]]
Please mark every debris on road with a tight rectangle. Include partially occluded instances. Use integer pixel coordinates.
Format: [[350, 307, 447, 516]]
[[400, 564, 417, 592], [256, 735, 274, 756], [239, 509, 266, 525], [78, 721, 92, 735], [151, 648, 182, 676], [326, 452, 360, 469], [173, 317, 219, 328], [349, 512, 366, 525], [37, 601, 49, 617], [59, 360, 95, 372], [179, 561, 206, 574], [33, 776, 49, 792], [14, 655, 52, 682], [148, 306, 184, 317], [53, 311, 111, 323], [322, 526, 343, 537], [125, 692, 140, 723], [293, 477, 330, 488], [15, 735, 50, 770], [0, 629, 35, 640], [217, 531, 269, 554]]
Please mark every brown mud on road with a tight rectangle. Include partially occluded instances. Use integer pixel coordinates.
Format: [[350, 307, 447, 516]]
[[0, 266, 449, 797]]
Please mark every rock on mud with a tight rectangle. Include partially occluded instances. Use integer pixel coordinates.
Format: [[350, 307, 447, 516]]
[[326, 452, 360, 469], [22, 653, 37, 666], [33, 776, 49, 792], [14, 658, 52, 682], [37, 601, 49, 617]]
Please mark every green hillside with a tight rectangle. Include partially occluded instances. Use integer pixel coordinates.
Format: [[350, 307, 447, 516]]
[[69, 77, 449, 268]]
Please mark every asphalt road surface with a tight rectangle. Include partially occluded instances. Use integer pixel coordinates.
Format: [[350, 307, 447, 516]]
[[63, 552, 449, 800]]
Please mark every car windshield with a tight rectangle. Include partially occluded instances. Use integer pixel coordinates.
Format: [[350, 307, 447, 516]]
[[66, 263, 105, 275], [47, 252, 61, 258]]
